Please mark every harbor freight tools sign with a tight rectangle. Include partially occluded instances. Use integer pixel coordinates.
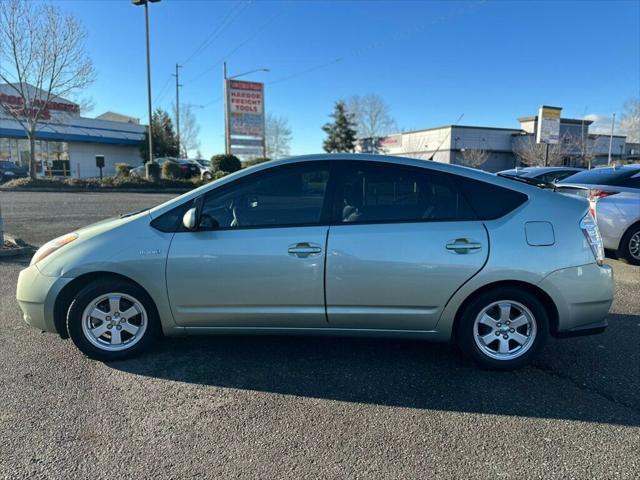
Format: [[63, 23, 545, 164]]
[[536, 105, 562, 144], [226, 80, 265, 158]]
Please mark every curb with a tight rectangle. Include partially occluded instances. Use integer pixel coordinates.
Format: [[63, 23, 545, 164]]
[[0, 234, 34, 259]]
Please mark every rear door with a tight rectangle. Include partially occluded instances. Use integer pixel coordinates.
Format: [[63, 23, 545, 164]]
[[325, 161, 489, 331]]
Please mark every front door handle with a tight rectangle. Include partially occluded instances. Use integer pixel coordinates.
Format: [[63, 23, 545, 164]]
[[446, 238, 482, 254], [288, 242, 322, 258]]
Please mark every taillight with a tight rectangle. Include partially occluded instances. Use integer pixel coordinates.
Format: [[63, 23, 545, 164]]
[[580, 213, 604, 265], [588, 190, 617, 219]]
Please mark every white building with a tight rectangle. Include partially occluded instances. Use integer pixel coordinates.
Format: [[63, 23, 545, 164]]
[[0, 83, 145, 178], [359, 111, 636, 172]]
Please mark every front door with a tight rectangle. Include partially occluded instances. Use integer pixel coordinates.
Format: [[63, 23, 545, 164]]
[[325, 161, 489, 331], [166, 162, 331, 328]]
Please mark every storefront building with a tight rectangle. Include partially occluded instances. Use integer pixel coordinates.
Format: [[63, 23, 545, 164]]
[[0, 83, 145, 178]]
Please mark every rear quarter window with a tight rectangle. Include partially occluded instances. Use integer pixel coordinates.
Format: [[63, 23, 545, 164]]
[[453, 175, 528, 220]]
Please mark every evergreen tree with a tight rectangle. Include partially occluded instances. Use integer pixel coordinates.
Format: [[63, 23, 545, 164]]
[[322, 101, 357, 153], [140, 108, 180, 162]]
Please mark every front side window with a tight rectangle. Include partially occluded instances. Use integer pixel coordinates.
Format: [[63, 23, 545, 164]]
[[199, 163, 330, 229], [333, 162, 476, 224]]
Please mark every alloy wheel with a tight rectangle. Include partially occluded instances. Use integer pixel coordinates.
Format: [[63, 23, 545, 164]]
[[81, 292, 148, 352], [473, 300, 537, 361], [629, 231, 640, 260]]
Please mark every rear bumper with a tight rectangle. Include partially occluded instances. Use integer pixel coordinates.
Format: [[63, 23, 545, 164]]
[[538, 263, 614, 336]]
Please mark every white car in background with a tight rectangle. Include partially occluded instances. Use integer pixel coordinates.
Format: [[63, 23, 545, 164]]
[[557, 165, 640, 265]]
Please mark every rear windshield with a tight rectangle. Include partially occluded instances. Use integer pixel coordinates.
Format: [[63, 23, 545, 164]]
[[559, 167, 640, 186]]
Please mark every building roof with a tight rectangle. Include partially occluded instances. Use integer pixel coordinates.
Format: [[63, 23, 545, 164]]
[[95, 111, 140, 124], [517, 116, 594, 126], [0, 115, 145, 145]]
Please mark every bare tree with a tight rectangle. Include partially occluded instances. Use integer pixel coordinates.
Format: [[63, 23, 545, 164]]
[[347, 94, 396, 152], [619, 98, 639, 143], [0, 0, 95, 179], [172, 103, 201, 157], [459, 149, 489, 169], [266, 113, 292, 160], [512, 134, 567, 167]]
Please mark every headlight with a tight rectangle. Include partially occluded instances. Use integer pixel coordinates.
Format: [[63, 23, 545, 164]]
[[580, 213, 604, 265], [30, 233, 79, 266]]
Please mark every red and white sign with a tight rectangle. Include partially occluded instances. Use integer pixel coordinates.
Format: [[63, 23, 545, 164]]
[[228, 80, 263, 115], [0, 92, 80, 120]]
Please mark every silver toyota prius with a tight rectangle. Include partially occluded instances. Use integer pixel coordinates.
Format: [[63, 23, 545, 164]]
[[16, 154, 614, 369]]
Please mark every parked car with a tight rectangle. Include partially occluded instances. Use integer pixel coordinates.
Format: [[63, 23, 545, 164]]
[[556, 164, 640, 265], [498, 166, 584, 185], [16, 154, 613, 369], [129, 158, 200, 179], [192, 158, 214, 181], [129, 164, 145, 178], [0, 160, 29, 182]]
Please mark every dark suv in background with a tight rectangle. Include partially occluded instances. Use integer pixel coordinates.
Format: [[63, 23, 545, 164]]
[[0, 161, 29, 182]]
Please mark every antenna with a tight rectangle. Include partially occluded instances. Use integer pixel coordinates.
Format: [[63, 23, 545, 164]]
[[428, 113, 464, 161]]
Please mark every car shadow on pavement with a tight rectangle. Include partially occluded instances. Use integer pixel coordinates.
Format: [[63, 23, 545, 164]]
[[109, 312, 640, 427]]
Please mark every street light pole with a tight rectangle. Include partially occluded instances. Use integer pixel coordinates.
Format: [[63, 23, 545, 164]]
[[132, 0, 160, 166], [607, 113, 615, 166], [174, 63, 182, 156]]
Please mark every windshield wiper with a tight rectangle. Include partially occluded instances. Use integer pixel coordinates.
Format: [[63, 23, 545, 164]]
[[497, 173, 555, 190]]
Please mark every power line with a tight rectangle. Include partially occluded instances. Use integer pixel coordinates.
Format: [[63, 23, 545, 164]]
[[267, 0, 486, 87], [153, 74, 172, 105], [186, 12, 280, 84], [181, 1, 251, 67]]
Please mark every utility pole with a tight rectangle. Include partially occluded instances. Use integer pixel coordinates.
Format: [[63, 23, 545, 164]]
[[608, 113, 615, 165], [223, 62, 229, 155], [131, 0, 160, 165], [174, 63, 182, 156]]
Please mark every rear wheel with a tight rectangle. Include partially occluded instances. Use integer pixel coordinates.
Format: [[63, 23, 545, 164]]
[[67, 279, 160, 361], [618, 224, 640, 266], [456, 288, 549, 370], [203, 171, 213, 182]]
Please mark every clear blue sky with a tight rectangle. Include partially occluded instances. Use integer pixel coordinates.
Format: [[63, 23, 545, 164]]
[[56, 0, 639, 157]]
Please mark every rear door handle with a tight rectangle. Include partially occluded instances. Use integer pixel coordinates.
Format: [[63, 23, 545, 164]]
[[288, 242, 322, 257], [446, 239, 482, 254]]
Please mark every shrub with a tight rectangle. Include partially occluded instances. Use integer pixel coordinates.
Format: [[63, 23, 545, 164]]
[[211, 154, 241, 173], [162, 160, 182, 179], [243, 157, 270, 167], [213, 170, 228, 180], [115, 163, 131, 177]]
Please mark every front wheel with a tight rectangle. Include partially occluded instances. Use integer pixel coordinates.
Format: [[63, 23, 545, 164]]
[[66, 279, 160, 361], [618, 224, 640, 266], [202, 171, 213, 182], [456, 288, 549, 370]]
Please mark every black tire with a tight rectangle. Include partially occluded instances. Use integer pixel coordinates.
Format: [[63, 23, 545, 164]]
[[203, 171, 213, 182], [66, 279, 160, 361], [455, 287, 549, 370], [618, 224, 640, 266]]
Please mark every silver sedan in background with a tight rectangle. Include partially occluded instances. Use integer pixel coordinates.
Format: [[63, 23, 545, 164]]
[[16, 154, 614, 370], [557, 165, 640, 265]]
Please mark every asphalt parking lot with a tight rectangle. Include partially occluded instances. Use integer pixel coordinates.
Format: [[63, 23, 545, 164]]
[[1, 191, 639, 479]]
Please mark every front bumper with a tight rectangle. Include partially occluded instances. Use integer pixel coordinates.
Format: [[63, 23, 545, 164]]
[[16, 264, 71, 334], [539, 263, 614, 336]]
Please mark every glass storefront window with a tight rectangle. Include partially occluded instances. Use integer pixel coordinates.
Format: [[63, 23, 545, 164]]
[[0, 137, 70, 176]]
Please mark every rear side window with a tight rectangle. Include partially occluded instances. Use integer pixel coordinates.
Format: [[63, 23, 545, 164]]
[[333, 162, 477, 224], [453, 175, 528, 220]]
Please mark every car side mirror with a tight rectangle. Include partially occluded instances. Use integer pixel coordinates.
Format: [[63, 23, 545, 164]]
[[182, 207, 199, 230]]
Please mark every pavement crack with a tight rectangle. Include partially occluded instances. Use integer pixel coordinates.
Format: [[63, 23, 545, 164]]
[[531, 362, 640, 416]]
